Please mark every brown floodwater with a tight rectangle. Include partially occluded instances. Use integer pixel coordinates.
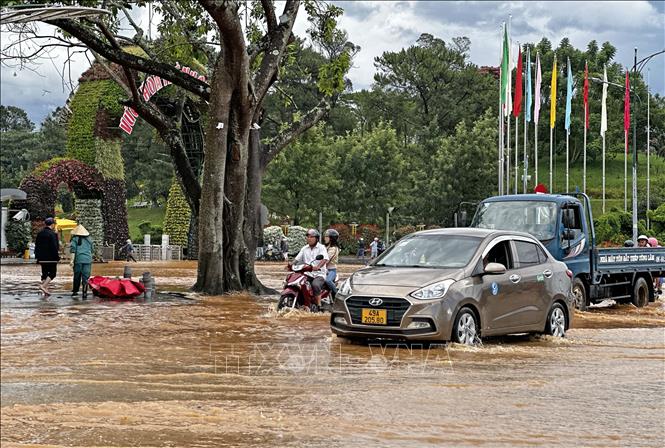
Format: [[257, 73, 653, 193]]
[[1, 261, 664, 447]]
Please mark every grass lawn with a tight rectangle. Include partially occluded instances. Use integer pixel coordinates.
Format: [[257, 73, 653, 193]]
[[127, 207, 165, 240]]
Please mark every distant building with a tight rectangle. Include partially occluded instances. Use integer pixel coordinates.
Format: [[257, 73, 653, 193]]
[[479, 66, 500, 79]]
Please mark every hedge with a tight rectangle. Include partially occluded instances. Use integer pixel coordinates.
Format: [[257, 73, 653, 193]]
[[101, 178, 129, 250], [163, 180, 191, 247]]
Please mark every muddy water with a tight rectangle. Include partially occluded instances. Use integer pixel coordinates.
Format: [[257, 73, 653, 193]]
[[1, 262, 664, 447]]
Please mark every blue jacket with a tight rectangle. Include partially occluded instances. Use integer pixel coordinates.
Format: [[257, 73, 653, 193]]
[[70, 236, 94, 264]]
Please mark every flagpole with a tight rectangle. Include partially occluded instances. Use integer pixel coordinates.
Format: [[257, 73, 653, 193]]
[[515, 111, 519, 194], [583, 103, 587, 194], [535, 123, 538, 186], [602, 134, 606, 213], [498, 69, 504, 196], [647, 68, 651, 229], [624, 129, 627, 211], [566, 129, 569, 192], [507, 116, 511, 194], [523, 107, 527, 193], [549, 127, 553, 191]]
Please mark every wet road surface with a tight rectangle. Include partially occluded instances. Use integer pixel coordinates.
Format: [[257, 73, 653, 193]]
[[1, 261, 664, 447]]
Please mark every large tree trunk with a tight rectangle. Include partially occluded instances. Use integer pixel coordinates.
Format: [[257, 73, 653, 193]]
[[241, 128, 275, 295], [194, 57, 233, 294]]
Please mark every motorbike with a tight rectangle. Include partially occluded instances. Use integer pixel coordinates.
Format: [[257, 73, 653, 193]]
[[261, 244, 284, 262], [277, 254, 335, 312]]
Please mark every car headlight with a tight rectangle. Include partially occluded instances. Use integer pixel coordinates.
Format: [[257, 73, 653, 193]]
[[338, 278, 352, 295], [410, 279, 455, 300]]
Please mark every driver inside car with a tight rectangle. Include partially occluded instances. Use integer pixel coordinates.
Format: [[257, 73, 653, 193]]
[[293, 229, 329, 310]]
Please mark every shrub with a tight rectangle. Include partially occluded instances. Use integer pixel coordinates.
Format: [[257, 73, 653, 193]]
[[286, 226, 307, 255], [5, 221, 31, 253], [163, 181, 191, 248], [101, 178, 129, 249], [393, 225, 416, 241], [263, 225, 285, 248]]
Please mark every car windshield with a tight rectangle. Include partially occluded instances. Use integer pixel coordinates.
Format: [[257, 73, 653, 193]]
[[472, 201, 558, 241], [375, 235, 481, 268]]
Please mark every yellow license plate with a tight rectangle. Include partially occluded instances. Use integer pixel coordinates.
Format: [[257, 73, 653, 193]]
[[361, 308, 387, 325]]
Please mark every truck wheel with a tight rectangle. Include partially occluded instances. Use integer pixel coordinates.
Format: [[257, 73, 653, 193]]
[[572, 278, 587, 311], [631, 277, 649, 308]]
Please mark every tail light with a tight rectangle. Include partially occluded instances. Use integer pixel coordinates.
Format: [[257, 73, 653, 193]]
[[566, 269, 573, 279]]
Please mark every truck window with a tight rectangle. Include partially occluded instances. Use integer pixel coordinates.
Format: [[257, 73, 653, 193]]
[[513, 241, 543, 268], [484, 241, 514, 270], [472, 201, 558, 241]]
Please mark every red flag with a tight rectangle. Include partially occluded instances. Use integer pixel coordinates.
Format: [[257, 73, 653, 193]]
[[583, 62, 589, 129], [624, 71, 630, 153], [513, 46, 523, 117]]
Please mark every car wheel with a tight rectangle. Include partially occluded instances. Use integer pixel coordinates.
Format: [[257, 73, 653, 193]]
[[452, 308, 479, 345], [545, 303, 567, 338], [572, 278, 587, 311], [631, 277, 649, 308]]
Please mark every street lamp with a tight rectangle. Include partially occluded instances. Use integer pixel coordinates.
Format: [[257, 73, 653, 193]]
[[386, 207, 395, 246]]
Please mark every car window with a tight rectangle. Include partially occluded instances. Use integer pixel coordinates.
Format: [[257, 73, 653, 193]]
[[375, 235, 481, 268], [536, 245, 549, 263], [513, 241, 543, 268], [483, 240, 514, 270]]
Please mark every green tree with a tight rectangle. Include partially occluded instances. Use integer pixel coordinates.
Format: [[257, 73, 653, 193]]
[[0, 105, 34, 132]]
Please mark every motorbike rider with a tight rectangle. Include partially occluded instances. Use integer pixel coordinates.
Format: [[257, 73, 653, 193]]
[[293, 229, 329, 310], [324, 229, 340, 298]]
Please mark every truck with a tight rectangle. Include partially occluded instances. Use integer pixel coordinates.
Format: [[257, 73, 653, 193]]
[[469, 193, 665, 310]]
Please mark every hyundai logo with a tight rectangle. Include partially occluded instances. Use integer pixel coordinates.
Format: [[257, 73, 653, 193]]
[[368, 298, 383, 306]]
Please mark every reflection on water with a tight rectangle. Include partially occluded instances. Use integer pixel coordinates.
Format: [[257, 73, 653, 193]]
[[1, 262, 664, 447]]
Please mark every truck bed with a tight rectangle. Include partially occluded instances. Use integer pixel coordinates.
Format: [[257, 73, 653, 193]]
[[596, 247, 665, 276]]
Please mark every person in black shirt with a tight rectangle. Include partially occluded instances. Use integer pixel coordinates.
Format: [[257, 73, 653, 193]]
[[34, 217, 60, 296]]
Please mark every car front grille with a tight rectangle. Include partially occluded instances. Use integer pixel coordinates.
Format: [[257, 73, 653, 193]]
[[346, 296, 410, 326]]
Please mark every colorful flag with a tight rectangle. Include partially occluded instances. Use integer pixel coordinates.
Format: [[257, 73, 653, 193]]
[[583, 61, 589, 129], [534, 52, 542, 124], [500, 24, 510, 115], [600, 65, 608, 137], [550, 55, 557, 129], [526, 47, 532, 122], [513, 46, 523, 117], [564, 58, 573, 132], [624, 71, 630, 152]]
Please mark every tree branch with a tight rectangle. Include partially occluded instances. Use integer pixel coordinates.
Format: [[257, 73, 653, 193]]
[[252, 0, 300, 106], [46, 18, 211, 101], [261, 98, 330, 167], [261, 0, 278, 35]]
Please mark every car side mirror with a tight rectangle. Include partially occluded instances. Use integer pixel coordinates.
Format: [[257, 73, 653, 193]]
[[315, 254, 324, 260], [484, 262, 506, 275]]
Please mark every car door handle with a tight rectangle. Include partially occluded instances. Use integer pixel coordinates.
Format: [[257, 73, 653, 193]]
[[509, 274, 521, 283], [543, 269, 553, 278]]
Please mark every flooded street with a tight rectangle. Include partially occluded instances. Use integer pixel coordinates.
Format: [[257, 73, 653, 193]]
[[1, 261, 664, 447]]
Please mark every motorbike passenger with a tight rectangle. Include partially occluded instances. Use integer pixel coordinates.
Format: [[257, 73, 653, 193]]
[[324, 229, 340, 298], [293, 229, 329, 310]]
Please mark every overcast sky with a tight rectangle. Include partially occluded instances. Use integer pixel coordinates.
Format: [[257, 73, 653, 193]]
[[1, 1, 663, 125]]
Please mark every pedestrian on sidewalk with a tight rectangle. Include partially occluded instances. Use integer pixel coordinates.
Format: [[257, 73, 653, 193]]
[[121, 239, 137, 262], [35, 217, 60, 296], [356, 237, 365, 263], [70, 224, 94, 298], [370, 237, 379, 258]]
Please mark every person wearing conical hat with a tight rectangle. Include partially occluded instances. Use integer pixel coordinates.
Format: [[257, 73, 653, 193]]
[[70, 224, 94, 298]]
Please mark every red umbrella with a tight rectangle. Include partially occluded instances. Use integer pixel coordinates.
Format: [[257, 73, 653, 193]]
[[88, 276, 145, 299]]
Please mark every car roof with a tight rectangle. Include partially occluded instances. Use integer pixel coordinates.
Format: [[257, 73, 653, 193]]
[[412, 227, 539, 242], [482, 193, 580, 204]]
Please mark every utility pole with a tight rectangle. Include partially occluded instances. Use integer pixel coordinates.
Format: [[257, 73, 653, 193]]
[[631, 49, 638, 245]]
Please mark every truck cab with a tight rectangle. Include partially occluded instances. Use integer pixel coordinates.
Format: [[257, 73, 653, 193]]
[[470, 194, 665, 310]]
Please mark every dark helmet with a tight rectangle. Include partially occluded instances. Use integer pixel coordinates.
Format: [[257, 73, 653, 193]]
[[306, 228, 320, 241], [325, 228, 339, 243], [624, 239, 634, 247]]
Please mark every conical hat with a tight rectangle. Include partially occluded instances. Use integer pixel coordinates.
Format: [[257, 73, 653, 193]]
[[71, 224, 89, 237]]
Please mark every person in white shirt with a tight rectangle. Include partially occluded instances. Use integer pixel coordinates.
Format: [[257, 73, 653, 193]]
[[294, 229, 329, 309], [370, 237, 379, 258]]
